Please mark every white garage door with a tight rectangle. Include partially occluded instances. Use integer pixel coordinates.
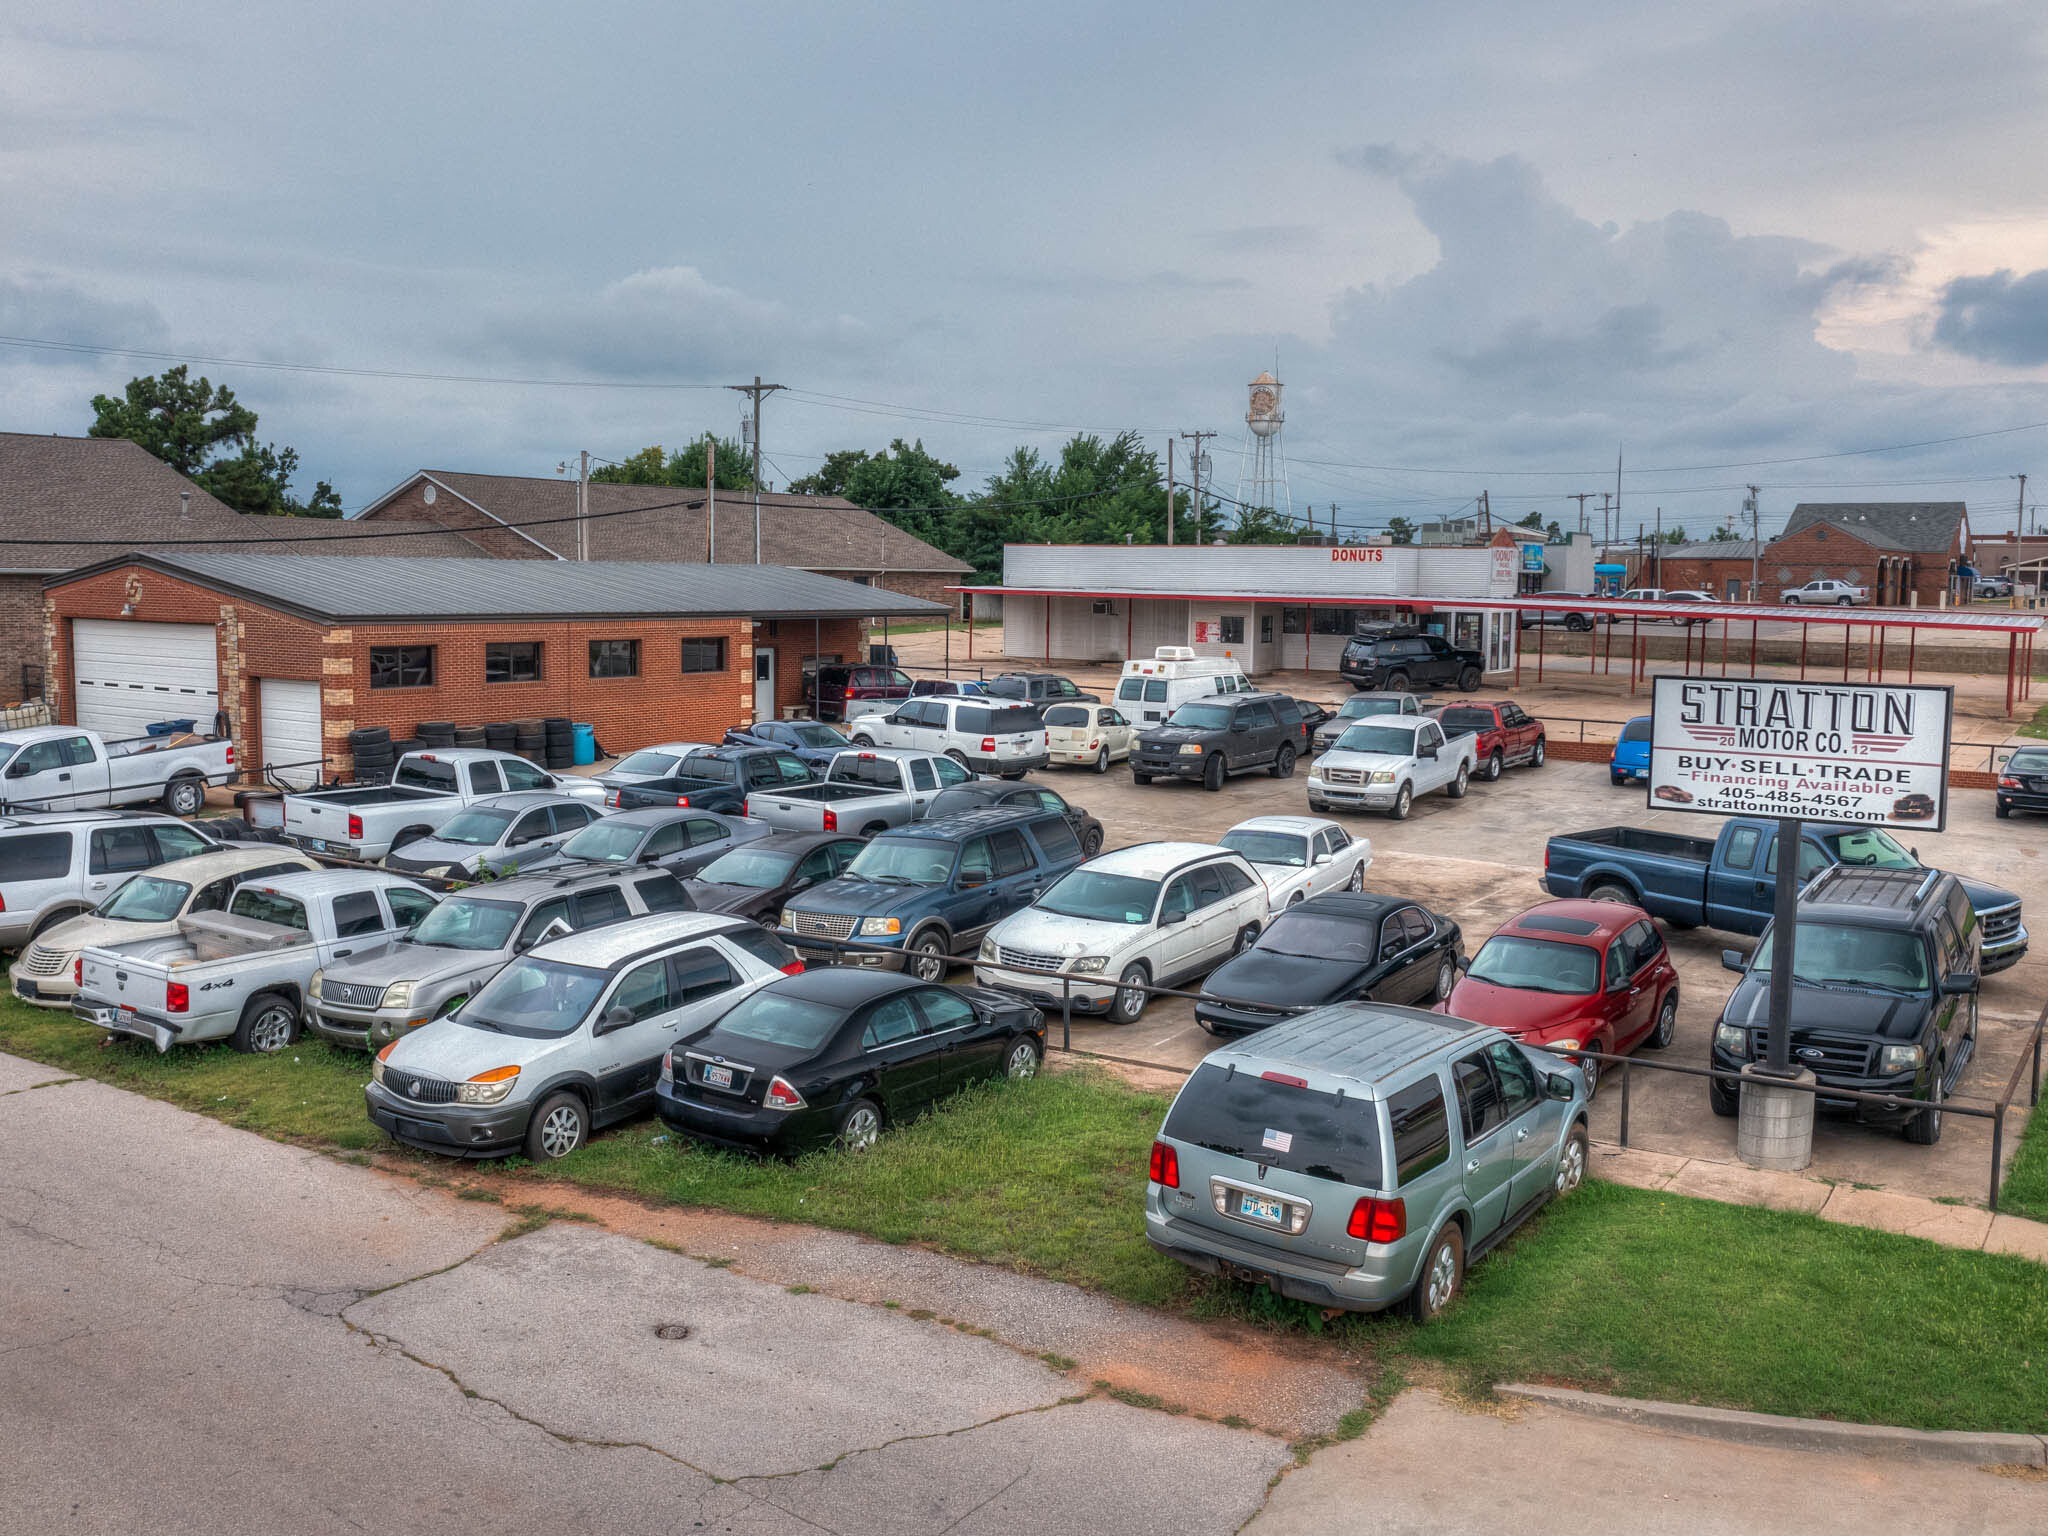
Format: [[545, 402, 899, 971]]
[[259, 678, 324, 789], [72, 620, 220, 740]]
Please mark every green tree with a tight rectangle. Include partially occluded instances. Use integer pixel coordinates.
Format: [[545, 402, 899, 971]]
[[88, 366, 340, 516], [1710, 524, 1741, 541], [1386, 516, 1416, 545], [1516, 511, 1546, 530], [1661, 525, 1690, 543], [947, 431, 1175, 580], [592, 435, 753, 492], [1225, 503, 1300, 545]]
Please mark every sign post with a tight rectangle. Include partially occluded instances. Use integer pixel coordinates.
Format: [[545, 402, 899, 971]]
[[1648, 676, 1954, 1167]]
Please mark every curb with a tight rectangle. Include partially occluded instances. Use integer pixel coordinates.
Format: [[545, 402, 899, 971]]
[[1496, 1384, 2048, 1467]]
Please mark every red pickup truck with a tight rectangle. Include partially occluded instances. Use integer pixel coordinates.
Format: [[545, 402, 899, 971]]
[[1431, 700, 1546, 782]]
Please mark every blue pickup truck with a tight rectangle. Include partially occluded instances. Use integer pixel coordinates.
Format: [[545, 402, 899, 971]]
[[1542, 815, 2026, 974]]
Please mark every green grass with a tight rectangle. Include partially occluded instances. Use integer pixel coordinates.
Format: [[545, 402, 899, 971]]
[[2017, 702, 2048, 740], [2000, 1108, 2048, 1222]]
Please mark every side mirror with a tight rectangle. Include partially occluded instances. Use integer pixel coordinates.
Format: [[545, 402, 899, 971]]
[[599, 1006, 635, 1034], [1941, 971, 1978, 995], [637, 850, 661, 864], [1456, 954, 1472, 971], [1312, 852, 1331, 866], [1721, 948, 1746, 974], [1546, 1072, 1576, 1103], [1419, 745, 1438, 759], [4, 760, 28, 779], [1160, 908, 1188, 926], [959, 870, 989, 888]]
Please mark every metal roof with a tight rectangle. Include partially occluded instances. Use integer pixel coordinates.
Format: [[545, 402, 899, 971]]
[[51, 552, 947, 623]]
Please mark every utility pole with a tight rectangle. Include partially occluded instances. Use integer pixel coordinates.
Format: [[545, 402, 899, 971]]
[[1477, 489, 1491, 538], [1182, 429, 1217, 545], [1654, 505, 1662, 587], [577, 450, 589, 562], [1614, 445, 1623, 562], [2016, 474, 2030, 537], [705, 437, 717, 563], [1165, 437, 1175, 546], [1599, 492, 1613, 557], [1746, 484, 1761, 600], [1569, 492, 1595, 536], [727, 376, 786, 564]]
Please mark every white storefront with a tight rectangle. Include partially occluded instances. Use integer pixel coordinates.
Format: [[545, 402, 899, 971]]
[[981, 541, 1525, 677]]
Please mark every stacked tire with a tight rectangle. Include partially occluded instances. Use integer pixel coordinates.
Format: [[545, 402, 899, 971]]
[[484, 721, 517, 753], [454, 725, 488, 749], [542, 716, 575, 770], [416, 720, 458, 749], [348, 727, 393, 784], [513, 717, 547, 764]]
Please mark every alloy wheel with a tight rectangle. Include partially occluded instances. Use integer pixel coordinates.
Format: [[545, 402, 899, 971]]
[[913, 938, 948, 982], [840, 1104, 881, 1151], [247, 1005, 295, 1053], [1555, 1134, 1586, 1195], [1005, 1039, 1040, 1079], [1425, 1240, 1458, 1313], [537, 1103, 583, 1159]]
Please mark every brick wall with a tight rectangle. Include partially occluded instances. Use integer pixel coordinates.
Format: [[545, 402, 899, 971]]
[[752, 616, 865, 719], [0, 574, 48, 704], [1760, 526, 1957, 606], [1653, 555, 1753, 600]]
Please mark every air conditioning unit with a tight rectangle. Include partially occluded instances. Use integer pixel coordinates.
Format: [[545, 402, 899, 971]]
[[1091, 600, 1116, 616]]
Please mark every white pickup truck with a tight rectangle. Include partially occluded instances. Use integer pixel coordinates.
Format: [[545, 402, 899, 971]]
[[0, 725, 235, 817], [742, 748, 976, 835], [1305, 714, 1479, 821], [74, 869, 437, 1053], [280, 749, 607, 863]]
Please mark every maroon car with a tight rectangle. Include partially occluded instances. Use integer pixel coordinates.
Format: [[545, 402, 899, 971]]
[[1431, 700, 1546, 782]]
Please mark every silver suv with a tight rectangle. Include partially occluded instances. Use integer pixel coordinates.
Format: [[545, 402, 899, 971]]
[[0, 811, 220, 951], [1145, 1004, 1588, 1321], [307, 865, 692, 1049], [365, 912, 796, 1160]]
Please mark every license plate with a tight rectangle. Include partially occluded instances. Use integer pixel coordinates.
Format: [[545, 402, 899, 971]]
[[702, 1064, 734, 1089], [301, 838, 328, 852], [1239, 1192, 1285, 1224]]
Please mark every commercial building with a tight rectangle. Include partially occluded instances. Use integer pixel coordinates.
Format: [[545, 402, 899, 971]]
[[1764, 502, 1970, 606], [43, 553, 942, 784]]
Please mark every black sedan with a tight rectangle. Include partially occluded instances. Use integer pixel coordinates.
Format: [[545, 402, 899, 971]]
[[654, 969, 1045, 1153], [682, 831, 867, 925], [1998, 745, 2048, 820], [1194, 892, 1462, 1034], [925, 782, 1104, 857]]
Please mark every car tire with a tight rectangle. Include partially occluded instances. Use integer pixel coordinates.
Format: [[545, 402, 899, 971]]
[[1347, 863, 1365, 892], [1002, 1034, 1042, 1080], [524, 1091, 588, 1161], [1433, 953, 1456, 1002], [1996, 801, 2012, 819], [1531, 737, 1546, 768], [1307, 795, 1328, 813], [1108, 963, 1150, 1024], [1708, 1073, 1740, 1118], [1234, 923, 1261, 957], [1648, 994, 1678, 1049], [1566, 614, 1589, 633], [1585, 881, 1633, 905], [1389, 783, 1413, 820], [1203, 754, 1226, 792], [1385, 670, 1411, 693], [1458, 666, 1482, 692], [1446, 764, 1470, 799], [1132, 771, 1151, 786], [1484, 750, 1503, 782], [835, 1097, 884, 1152], [1837, 597, 1853, 607], [1408, 1221, 1465, 1324], [1904, 1064, 1943, 1145], [908, 930, 950, 983], [163, 777, 206, 817], [1576, 1045, 1601, 1099], [1081, 826, 1104, 857], [1094, 746, 1110, 773], [230, 992, 299, 1054], [1554, 1123, 1588, 1197], [850, 733, 875, 747], [1610, 772, 1625, 786], [944, 749, 969, 770], [1270, 743, 1296, 779]]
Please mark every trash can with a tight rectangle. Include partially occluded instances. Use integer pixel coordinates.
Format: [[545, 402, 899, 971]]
[[572, 722, 597, 766]]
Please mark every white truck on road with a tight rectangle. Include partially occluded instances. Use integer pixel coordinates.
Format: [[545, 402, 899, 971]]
[[742, 748, 976, 835], [279, 749, 607, 863], [1305, 715, 1479, 820], [74, 869, 437, 1053], [0, 725, 235, 817]]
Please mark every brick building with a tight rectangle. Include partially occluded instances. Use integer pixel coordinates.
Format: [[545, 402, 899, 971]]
[[356, 470, 973, 608], [1761, 502, 1969, 606], [43, 553, 940, 784], [1646, 539, 1762, 600]]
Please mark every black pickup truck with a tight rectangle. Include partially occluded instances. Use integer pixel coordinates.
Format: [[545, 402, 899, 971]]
[[599, 745, 814, 813]]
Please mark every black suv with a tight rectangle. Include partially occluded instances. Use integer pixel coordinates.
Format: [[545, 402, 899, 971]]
[[986, 672, 1098, 705], [1708, 866, 1979, 1144], [1130, 692, 1310, 791], [1339, 624, 1485, 693]]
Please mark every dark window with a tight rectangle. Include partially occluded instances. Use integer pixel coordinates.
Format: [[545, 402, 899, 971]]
[[1724, 825, 1760, 870], [1387, 1076, 1452, 1185], [517, 897, 572, 947], [549, 804, 597, 834], [1451, 1052, 1503, 1141], [793, 845, 839, 883], [989, 829, 1033, 878], [469, 762, 504, 795], [89, 825, 157, 874], [1605, 937, 1634, 989], [1162, 1063, 1383, 1187], [485, 642, 543, 684], [671, 947, 737, 1004], [1273, 698, 1302, 726], [958, 836, 994, 883], [1216, 861, 1258, 896], [369, 646, 435, 689], [1028, 818, 1081, 864], [230, 888, 309, 930], [1488, 1041, 1541, 1117], [192, 878, 237, 914], [571, 886, 629, 926], [684, 818, 727, 847], [956, 705, 993, 735], [1312, 609, 1354, 635], [1378, 914, 1410, 959], [909, 758, 938, 791], [680, 637, 727, 674], [4, 832, 72, 881], [1219, 616, 1246, 644], [726, 927, 797, 971], [915, 988, 976, 1033], [1238, 701, 1277, 730], [1191, 864, 1229, 908], [635, 874, 690, 912], [386, 887, 437, 928], [15, 739, 69, 774], [508, 811, 553, 847], [778, 756, 812, 784], [862, 996, 922, 1049], [1160, 876, 1195, 921], [589, 639, 640, 678], [610, 959, 674, 1023], [331, 891, 386, 938], [643, 822, 687, 859], [500, 759, 550, 792], [151, 824, 212, 861]]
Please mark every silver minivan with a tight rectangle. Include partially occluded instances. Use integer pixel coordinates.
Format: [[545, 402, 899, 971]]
[[1145, 1005, 1587, 1321]]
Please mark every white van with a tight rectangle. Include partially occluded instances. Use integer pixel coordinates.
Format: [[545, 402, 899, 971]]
[[1114, 647, 1253, 729]]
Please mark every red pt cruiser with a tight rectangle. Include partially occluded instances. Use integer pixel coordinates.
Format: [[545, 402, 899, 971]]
[[1440, 899, 1678, 1096]]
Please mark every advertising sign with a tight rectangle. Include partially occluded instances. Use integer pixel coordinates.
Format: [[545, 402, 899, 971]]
[[1648, 676, 1953, 831], [1520, 542, 1547, 573]]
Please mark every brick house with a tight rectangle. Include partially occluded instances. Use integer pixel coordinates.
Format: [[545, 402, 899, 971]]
[[42, 553, 941, 783], [1647, 539, 1762, 600], [1761, 502, 1969, 606], [356, 470, 973, 609]]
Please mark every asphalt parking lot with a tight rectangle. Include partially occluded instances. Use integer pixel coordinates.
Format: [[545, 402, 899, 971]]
[[992, 749, 2043, 1203]]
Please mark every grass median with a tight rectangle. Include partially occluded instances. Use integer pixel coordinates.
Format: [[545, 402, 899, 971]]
[[4, 992, 2045, 1432]]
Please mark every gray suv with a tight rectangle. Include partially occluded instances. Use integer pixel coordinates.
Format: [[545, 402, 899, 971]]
[[1145, 1005, 1588, 1321], [306, 865, 692, 1049], [1131, 692, 1310, 791]]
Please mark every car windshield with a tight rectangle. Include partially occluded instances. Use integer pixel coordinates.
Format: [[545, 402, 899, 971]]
[[614, 749, 683, 776], [1334, 724, 1419, 755], [1256, 911, 1378, 961], [788, 725, 846, 749], [1816, 829, 1918, 870], [1338, 696, 1403, 719], [844, 838, 952, 885], [711, 991, 843, 1051], [1466, 935, 1599, 995], [558, 820, 650, 864], [408, 896, 522, 951], [1163, 1063, 1382, 1187], [695, 846, 798, 888], [459, 956, 609, 1037], [96, 875, 192, 922], [1751, 923, 1931, 991], [1164, 702, 1230, 731], [1620, 718, 1652, 743], [434, 807, 518, 847], [1036, 869, 1159, 924], [1219, 829, 1308, 867]]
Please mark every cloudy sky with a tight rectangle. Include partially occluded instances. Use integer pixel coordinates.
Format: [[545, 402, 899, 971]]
[[4, 0, 2047, 541]]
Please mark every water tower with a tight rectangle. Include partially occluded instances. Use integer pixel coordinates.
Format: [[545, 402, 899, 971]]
[[1235, 369, 1292, 522]]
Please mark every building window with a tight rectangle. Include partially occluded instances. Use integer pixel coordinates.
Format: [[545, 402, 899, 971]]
[[1311, 608, 1354, 636], [589, 639, 640, 678], [1282, 607, 1307, 635], [680, 637, 728, 674], [1219, 616, 1246, 644], [369, 646, 434, 689], [485, 642, 542, 684], [759, 620, 779, 638]]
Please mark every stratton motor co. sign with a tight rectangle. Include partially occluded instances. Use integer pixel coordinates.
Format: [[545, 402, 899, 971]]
[[1647, 676, 1953, 830]]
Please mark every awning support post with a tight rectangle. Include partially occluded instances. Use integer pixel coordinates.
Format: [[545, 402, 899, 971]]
[[2008, 632, 2018, 717], [1537, 612, 1545, 681], [1750, 619, 1759, 673], [1798, 623, 1807, 679]]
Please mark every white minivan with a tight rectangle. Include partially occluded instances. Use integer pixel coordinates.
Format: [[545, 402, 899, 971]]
[[1114, 647, 1252, 730], [845, 698, 1050, 779]]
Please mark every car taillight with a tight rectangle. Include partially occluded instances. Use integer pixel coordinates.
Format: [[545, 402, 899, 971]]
[[823, 809, 838, 832], [740, 798, 749, 818], [347, 814, 363, 841], [74, 957, 82, 986], [764, 1075, 806, 1109], [225, 745, 234, 765], [606, 790, 620, 807], [166, 982, 190, 1014], [1346, 1196, 1406, 1244], [1148, 1140, 1179, 1188], [779, 959, 806, 976], [1260, 1070, 1308, 1088], [1543, 844, 1551, 871], [981, 737, 995, 752], [675, 795, 691, 807], [2000, 777, 2021, 789]]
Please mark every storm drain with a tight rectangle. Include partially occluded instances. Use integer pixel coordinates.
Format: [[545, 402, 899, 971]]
[[653, 1323, 692, 1341]]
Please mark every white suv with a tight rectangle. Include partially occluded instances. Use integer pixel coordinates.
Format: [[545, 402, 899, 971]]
[[847, 697, 1050, 779], [974, 842, 1269, 1023], [1782, 579, 1868, 606]]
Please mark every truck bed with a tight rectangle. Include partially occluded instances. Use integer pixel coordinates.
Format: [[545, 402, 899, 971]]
[[762, 782, 889, 804], [291, 784, 450, 806], [1557, 826, 1718, 866]]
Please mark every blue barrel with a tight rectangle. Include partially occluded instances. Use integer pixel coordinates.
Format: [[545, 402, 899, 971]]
[[572, 722, 597, 765]]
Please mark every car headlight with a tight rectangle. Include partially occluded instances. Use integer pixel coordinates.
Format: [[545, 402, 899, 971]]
[[859, 916, 902, 937], [779, 908, 796, 930], [1880, 1043, 1924, 1074], [381, 981, 415, 1009], [978, 935, 997, 960], [1369, 770, 1396, 784], [1713, 1023, 1748, 1055], [308, 969, 324, 1000], [1549, 1038, 1582, 1054], [457, 1066, 520, 1105], [1070, 956, 1108, 975], [425, 865, 453, 880], [1178, 743, 1204, 756]]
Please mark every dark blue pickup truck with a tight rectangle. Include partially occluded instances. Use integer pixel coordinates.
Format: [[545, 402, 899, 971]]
[[1542, 815, 2026, 974]]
